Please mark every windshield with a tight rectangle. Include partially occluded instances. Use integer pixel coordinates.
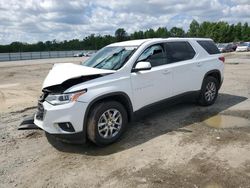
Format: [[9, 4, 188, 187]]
[[82, 46, 137, 70]]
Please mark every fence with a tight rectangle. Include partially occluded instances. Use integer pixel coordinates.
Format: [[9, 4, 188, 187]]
[[0, 50, 93, 62]]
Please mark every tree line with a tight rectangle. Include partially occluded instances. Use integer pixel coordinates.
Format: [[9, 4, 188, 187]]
[[0, 20, 249, 53]]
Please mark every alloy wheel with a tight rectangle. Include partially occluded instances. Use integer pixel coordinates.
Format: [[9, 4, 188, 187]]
[[97, 109, 122, 139], [205, 82, 216, 102]]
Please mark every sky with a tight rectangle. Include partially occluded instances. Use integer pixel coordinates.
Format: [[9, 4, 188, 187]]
[[0, 0, 249, 44]]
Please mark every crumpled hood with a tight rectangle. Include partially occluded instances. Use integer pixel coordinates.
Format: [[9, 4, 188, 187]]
[[43, 63, 115, 89]]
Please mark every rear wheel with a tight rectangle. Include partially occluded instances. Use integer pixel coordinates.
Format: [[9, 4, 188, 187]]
[[87, 101, 128, 146], [198, 76, 219, 106]]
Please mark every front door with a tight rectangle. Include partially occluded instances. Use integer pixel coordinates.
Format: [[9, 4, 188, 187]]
[[130, 44, 173, 111]]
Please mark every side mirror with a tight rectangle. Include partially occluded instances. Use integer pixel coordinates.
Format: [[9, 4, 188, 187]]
[[133, 61, 152, 72]]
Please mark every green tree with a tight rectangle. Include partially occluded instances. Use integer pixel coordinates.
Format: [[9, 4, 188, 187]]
[[115, 28, 127, 42], [188, 20, 200, 37], [242, 22, 250, 41], [131, 30, 144, 39], [144, 28, 156, 38], [234, 22, 242, 41], [170, 27, 185, 37], [155, 27, 170, 38], [1, 21, 250, 53], [198, 21, 212, 38]]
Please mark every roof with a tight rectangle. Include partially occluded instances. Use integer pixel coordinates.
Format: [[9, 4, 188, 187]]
[[108, 38, 213, 47], [108, 39, 153, 47]]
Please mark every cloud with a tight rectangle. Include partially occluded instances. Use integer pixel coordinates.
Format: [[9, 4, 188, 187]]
[[0, 0, 249, 44]]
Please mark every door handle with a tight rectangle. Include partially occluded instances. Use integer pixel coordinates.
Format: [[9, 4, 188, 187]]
[[163, 70, 171, 75], [197, 62, 202, 67]]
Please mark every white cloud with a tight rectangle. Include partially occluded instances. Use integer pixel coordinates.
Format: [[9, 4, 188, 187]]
[[0, 0, 249, 44]]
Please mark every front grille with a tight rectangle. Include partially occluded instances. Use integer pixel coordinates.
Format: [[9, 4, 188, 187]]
[[36, 102, 45, 121]]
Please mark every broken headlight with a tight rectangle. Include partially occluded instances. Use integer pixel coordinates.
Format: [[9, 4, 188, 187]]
[[45, 89, 87, 105]]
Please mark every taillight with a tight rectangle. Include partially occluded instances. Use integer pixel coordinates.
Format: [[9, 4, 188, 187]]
[[219, 56, 225, 63]]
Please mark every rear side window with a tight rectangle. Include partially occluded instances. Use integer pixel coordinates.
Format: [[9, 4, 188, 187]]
[[197, 40, 220, 54], [165, 42, 195, 63]]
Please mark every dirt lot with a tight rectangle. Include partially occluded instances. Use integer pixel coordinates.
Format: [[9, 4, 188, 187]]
[[0, 53, 250, 188]]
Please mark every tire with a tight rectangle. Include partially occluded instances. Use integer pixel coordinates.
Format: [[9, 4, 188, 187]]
[[198, 76, 219, 106], [87, 101, 128, 146]]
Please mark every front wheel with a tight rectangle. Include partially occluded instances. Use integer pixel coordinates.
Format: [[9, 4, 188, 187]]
[[87, 101, 128, 146], [198, 76, 219, 106]]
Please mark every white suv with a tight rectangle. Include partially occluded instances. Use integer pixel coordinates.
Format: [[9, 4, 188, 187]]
[[34, 38, 224, 145]]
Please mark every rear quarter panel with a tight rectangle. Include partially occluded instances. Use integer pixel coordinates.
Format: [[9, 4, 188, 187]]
[[191, 40, 224, 90]]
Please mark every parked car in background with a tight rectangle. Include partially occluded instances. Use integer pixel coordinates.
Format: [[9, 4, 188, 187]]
[[34, 38, 224, 145], [73, 52, 85, 57], [236, 42, 250, 52], [74, 51, 95, 57], [217, 43, 235, 53], [231, 43, 238, 51], [217, 44, 226, 52], [85, 51, 95, 57]]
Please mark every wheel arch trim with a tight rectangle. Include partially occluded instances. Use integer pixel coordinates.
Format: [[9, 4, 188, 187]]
[[82, 92, 134, 140], [202, 69, 222, 89]]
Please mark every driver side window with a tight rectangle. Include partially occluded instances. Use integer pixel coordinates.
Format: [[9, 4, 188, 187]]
[[137, 44, 166, 67]]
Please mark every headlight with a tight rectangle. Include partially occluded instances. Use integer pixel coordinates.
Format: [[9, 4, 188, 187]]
[[45, 89, 87, 105]]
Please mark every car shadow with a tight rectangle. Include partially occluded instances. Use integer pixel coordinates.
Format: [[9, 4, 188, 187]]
[[46, 93, 247, 155]]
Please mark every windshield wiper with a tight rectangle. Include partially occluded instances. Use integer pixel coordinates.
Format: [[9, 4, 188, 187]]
[[93, 48, 125, 69], [111, 49, 136, 70]]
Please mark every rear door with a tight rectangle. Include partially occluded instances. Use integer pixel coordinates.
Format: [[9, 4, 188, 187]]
[[164, 41, 199, 95], [130, 43, 173, 111]]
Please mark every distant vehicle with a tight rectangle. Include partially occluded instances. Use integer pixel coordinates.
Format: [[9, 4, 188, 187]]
[[73, 52, 85, 57], [85, 51, 95, 57], [35, 38, 224, 145], [217, 43, 235, 53], [217, 44, 226, 52], [231, 43, 238, 51], [236, 42, 250, 52], [73, 51, 95, 57]]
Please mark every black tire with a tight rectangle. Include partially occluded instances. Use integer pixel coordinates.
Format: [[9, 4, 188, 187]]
[[87, 101, 128, 146], [198, 76, 219, 106]]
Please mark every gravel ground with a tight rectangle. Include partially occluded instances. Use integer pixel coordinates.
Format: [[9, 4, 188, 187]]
[[0, 52, 250, 188]]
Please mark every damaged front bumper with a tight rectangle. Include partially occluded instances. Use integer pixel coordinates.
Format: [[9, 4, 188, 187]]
[[34, 100, 88, 143]]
